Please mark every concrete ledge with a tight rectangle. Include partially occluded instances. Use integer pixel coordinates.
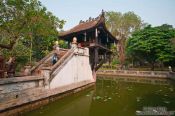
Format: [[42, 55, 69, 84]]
[[0, 80, 95, 116], [97, 76, 171, 85], [0, 76, 44, 85], [97, 73, 168, 79], [97, 70, 175, 79]]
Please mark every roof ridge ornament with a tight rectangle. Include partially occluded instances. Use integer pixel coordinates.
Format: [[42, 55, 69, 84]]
[[102, 9, 105, 16], [89, 17, 93, 21], [78, 10, 105, 24], [79, 20, 84, 24]]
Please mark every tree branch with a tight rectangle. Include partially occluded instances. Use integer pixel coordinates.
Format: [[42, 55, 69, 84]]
[[0, 36, 17, 50]]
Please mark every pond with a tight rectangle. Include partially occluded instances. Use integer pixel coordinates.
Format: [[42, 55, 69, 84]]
[[24, 76, 175, 116]]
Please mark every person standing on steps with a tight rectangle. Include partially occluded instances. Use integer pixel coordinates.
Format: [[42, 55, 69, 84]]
[[52, 53, 58, 65], [52, 41, 60, 65], [6, 56, 16, 78]]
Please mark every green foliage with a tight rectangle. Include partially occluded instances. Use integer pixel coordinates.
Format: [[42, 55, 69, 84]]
[[1, 39, 30, 70], [111, 58, 120, 65], [110, 44, 119, 65], [126, 24, 175, 69], [58, 40, 68, 49], [105, 11, 143, 66], [105, 11, 143, 39], [0, 0, 65, 69]]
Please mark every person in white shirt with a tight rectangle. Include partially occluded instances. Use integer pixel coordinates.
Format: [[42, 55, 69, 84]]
[[53, 41, 60, 54]]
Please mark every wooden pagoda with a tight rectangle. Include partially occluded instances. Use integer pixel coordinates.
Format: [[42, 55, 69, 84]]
[[59, 10, 118, 71]]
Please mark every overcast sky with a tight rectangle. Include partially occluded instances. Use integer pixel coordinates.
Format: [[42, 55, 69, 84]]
[[39, 0, 175, 30]]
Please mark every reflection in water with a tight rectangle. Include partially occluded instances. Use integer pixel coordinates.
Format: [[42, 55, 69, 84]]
[[24, 88, 94, 116], [25, 77, 175, 116]]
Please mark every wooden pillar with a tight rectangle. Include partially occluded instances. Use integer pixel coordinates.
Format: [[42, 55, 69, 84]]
[[84, 32, 87, 42], [109, 53, 112, 65], [94, 28, 99, 68], [107, 34, 109, 43], [68, 41, 71, 49], [104, 52, 107, 61], [95, 28, 98, 44], [94, 48, 99, 67]]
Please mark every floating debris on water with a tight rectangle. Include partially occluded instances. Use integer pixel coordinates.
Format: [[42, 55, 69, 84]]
[[108, 97, 112, 100], [136, 97, 141, 102], [104, 99, 108, 102], [153, 109, 158, 113], [86, 94, 90, 97], [169, 88, 174, 92], [126, 87, 132, 91], [127, 88, 132, 91], [96, 96, 101, 100], [93, 97, 96, 100], [92, 96, 102, 100], [164, 101, 170, 104], [136, 111, 141, 114]]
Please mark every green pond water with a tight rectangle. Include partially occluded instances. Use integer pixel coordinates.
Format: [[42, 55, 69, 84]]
[[24, 77, 175, 116]]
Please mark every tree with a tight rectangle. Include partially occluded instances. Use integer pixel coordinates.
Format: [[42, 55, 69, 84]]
[[126, 24, 175, 70], [0, 0, 65, 69], [105, 11, 143, 67], [1, 39, 30, 71], [0, 0, 65, 50]]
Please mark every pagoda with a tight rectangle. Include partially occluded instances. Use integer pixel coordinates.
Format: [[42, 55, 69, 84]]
[[59, 10, 118, 71]]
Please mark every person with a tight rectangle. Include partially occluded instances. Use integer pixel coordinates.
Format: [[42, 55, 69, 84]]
[[0, 55, 5, 78], [52, 53, 58, 65], [78, 43, 82, 48], [71, 37, 78, 48], [6, 56, 16, 78], [169, 66, 172, 72], [53, 41, 60, 55]]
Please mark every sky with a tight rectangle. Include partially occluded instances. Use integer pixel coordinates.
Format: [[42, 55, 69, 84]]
[[39, 0, 175, 30]]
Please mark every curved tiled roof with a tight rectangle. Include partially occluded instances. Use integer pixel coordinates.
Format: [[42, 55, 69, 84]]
[[59, 14, 104, 37], [59, 11, 117, 42]]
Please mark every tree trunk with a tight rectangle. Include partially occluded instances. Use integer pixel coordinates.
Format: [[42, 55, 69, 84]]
[[117, 39, 126, 69], [0, 43, 14, 50]]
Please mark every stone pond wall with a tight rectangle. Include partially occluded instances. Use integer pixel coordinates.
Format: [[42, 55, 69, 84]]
[[97, 70, 175, 79]]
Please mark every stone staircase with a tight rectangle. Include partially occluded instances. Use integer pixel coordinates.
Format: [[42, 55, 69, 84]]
[[0, 47, 95, 115], [31, 48, 69, 76]]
